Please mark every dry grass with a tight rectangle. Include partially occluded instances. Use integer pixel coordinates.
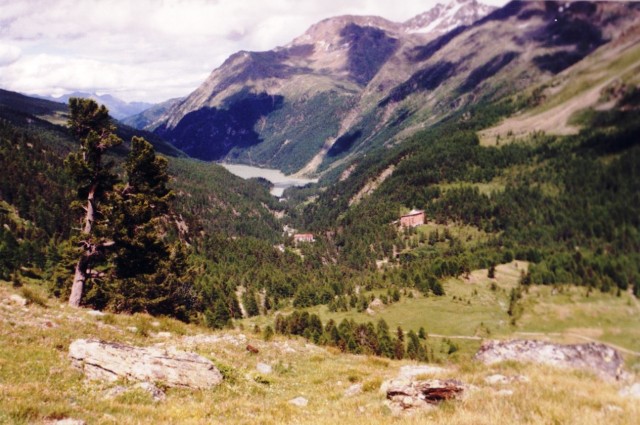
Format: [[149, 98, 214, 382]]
[[0, 280, 638, 424]]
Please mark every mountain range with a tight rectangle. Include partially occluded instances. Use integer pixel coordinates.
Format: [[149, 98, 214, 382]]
[[126, 0, 640, 176], [38, 92, 154, 120]]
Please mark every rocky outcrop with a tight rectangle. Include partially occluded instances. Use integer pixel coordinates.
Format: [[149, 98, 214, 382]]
[[69, 339, 223, 389], [384, 379, 466, 415], [474, 339, 626, 381]]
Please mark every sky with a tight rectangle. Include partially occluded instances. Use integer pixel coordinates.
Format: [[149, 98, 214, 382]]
[[0, 0, 509, 104]]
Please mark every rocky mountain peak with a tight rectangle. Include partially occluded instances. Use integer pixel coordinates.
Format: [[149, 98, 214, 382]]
[[402, 0, 496, 35], [286, 15, 400, 60]]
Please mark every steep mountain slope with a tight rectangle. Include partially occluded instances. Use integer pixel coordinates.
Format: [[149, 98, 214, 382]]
[[121, 97, 183, 130], [153, 0, 640, 177], [311, 0, 640, 174], [0, 90, 284, 259], [153, 0, 497, 174], [479, 20, 640, 144]]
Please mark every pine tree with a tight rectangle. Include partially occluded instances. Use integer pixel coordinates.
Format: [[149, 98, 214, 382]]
[[205, 297, 232, 329], [394, 338, 405, 360], [488, 263, 496, 279], [377, 319, 394, 359], [111, 136, 171, 277], [394, 325, 405, 359], [406, 330, 421, 360], [418, 326, 427, 339], [107, 136, 194, 316], [243, 290, 260, 317], [65, 98, 121, 307]]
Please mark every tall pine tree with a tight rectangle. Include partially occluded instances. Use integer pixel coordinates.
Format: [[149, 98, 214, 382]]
[[109, 137, 194, 318], [65, 98, 121, 307]]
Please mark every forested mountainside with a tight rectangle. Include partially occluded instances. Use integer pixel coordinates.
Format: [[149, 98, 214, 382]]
[[1, 0, 639, 335], [0, 92, 290, 315], [2, 2, 640, 424], [147, 0, 640, 176]]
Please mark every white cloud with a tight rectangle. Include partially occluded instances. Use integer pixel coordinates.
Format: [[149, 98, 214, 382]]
[[0, 44, 21, 66], [0, 0, 508, 103]]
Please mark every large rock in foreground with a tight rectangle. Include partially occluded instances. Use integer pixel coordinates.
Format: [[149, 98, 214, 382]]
[[474, 339, 625, 381], [69, 339, 223, 389], [384, 379, 466, 415]]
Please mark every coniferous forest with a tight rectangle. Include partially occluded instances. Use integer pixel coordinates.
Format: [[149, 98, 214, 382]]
[[1, 85, 639, 343]]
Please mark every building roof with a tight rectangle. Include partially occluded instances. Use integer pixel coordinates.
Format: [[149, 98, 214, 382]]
[[402, 209, 424, 218]]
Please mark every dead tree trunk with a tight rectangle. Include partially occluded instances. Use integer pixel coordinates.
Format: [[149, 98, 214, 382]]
[[69, 254, 90, 307], [69, 185, 96, 307]]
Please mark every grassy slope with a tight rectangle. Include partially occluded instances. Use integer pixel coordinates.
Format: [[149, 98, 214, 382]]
[[243, 261, 640, 369], [1, 280, 639, 425], [479, 33, 640, 145]]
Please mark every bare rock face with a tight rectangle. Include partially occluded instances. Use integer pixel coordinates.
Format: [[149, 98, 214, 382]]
[[384, 379, 466, 415], [474, 340, 625, 381], [69, 339, 223, 389]]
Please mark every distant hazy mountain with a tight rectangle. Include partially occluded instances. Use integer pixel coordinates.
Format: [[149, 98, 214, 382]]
[[39, 92, 153, 120], [0, 88, 184, 157], [121, 97, 184, 130], [152, 0, 640, 176]]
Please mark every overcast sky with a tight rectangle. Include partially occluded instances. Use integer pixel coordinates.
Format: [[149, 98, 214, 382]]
[[0, 0, 508, 104]]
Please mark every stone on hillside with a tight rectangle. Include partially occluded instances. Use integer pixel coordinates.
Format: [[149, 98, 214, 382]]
[[619, 383, 640, 399], [103, 386, 128, 399], [134, 382, 166, 402], [9, 294, 27, 307], [484, 374, 529, 385], [289, 396, 309, 407], [86, 310, 105, 317], [44, 419, 86, 425], [103, 382, 166, 402], [256, 362, 273, 374], [369, 298, 384, 310], [474, 339, 625, 381], [344, 383, 363, 397], [384, 379, 466, 415], [602, 404, 624, 414], [69, 339, 223, 389]]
